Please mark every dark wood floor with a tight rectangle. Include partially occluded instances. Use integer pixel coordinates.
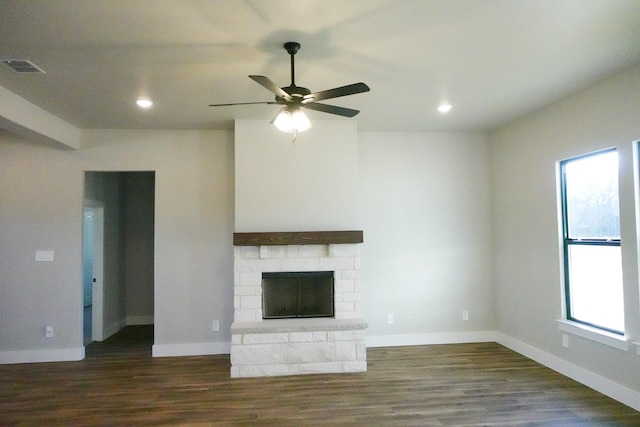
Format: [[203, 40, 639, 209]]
[[0, 326, 638, 426]]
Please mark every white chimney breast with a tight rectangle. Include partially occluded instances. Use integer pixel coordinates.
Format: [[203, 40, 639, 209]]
[[234, 120, 359, 232]]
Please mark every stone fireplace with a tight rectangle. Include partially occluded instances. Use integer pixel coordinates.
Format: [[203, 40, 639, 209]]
[[230, 231, 367, 378]]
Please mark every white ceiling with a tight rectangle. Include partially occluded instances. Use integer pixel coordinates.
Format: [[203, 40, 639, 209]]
[[1, 0, 639, 133]]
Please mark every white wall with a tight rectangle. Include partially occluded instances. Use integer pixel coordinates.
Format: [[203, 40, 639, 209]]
[[489, 66, 640, 394], [235, 120, 359, 232], [359, 131, 495, 344]]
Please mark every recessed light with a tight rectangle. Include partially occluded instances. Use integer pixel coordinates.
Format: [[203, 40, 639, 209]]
[[136, 99, 153, 108], [437, 104, 452, 113]]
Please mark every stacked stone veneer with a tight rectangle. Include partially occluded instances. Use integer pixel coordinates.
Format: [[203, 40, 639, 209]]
[[231, 243, 367, 378]]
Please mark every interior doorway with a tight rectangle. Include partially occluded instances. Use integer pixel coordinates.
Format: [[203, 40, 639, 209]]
[[83, 172, 155, 351]]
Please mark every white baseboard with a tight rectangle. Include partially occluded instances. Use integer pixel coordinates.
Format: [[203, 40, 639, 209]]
[[497, 332, 640, 412], [126, 315, 154, 325], [152, 341, 231, 357], [366, 330, 497, 348], [0, 347, 85, 364]]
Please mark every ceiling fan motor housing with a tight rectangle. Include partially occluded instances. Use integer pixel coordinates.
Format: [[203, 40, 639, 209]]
[[280, 85, 311, 101], [284, 41, 301, 55]]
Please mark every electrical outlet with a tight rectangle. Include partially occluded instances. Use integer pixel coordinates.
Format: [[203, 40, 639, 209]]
[[45, 325, 54, 338], [386, 313, 394, 324], [462, 310, 469, 321], [212, 320, 220, 332]]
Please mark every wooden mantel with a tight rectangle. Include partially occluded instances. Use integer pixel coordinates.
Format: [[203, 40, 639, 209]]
[[233, 230, 363, 246]]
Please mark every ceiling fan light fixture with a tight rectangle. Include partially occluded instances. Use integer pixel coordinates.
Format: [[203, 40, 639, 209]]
[[274, 107, 311, 133], [292, 109, 311, 132]]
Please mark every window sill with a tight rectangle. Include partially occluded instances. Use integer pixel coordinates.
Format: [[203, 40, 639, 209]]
[[556, 319, 629, 351]]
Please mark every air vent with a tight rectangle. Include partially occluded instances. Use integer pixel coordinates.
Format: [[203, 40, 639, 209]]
[[1, 59, 45, 73]]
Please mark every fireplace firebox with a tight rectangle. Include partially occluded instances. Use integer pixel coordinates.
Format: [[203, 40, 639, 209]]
[[262, 271, 334, 319]]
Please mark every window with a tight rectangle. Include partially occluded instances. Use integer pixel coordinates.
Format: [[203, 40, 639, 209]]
[[560, 149, 625, 334]]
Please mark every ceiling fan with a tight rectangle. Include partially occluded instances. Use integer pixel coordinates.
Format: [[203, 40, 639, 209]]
[[209, 42, 370, 133]]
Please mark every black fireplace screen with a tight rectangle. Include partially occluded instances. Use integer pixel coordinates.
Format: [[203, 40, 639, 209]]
[[262, 271, 334, 319]]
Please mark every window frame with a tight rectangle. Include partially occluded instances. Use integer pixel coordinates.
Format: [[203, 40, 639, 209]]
[[559, 148, 623, 335]]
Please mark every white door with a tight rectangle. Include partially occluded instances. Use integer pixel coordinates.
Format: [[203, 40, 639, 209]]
[[82, 211, 94, 308], [83, 201, 105, 343]]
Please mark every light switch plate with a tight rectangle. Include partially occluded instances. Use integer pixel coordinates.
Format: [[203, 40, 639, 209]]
[[35, 250, 54, 262]]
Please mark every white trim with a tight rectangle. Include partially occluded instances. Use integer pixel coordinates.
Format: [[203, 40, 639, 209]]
[[126, 315, 154, 325], [152, 341, 231, 357], [497, 332, 640, 412], [634, 342, 640, 356], [0, 347, 85, 364], [365, 330, 496, 348], [556, 319, 629, 351]]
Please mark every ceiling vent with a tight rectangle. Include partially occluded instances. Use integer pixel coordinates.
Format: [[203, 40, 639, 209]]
[[1, 59, 45, 73]]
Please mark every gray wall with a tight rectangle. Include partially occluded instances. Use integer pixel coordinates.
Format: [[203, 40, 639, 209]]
[[0, 130, 235, 356], [0, 126, 491, 355], [123, 172, 155, 325], [489, 66, 640, 392], [359, 131, 494, 340], [1, 131, 84, 353], [77, 131, 236, 350]]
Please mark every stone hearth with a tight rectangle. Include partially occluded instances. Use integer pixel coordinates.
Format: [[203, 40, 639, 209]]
[[231, 231, 367, 378]]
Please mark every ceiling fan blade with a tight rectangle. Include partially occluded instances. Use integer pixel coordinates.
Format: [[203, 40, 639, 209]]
[[303, 102, 360, 117], [249, 75, 292, 100], [303, 82, 370, 103], [209, 101, 276, 107]]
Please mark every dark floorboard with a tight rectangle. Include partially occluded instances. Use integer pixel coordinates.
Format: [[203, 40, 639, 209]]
[[1, 326, 638, 426]]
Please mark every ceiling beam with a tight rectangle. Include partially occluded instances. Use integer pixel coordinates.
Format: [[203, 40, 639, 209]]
[[0, 85, 80, 150]]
